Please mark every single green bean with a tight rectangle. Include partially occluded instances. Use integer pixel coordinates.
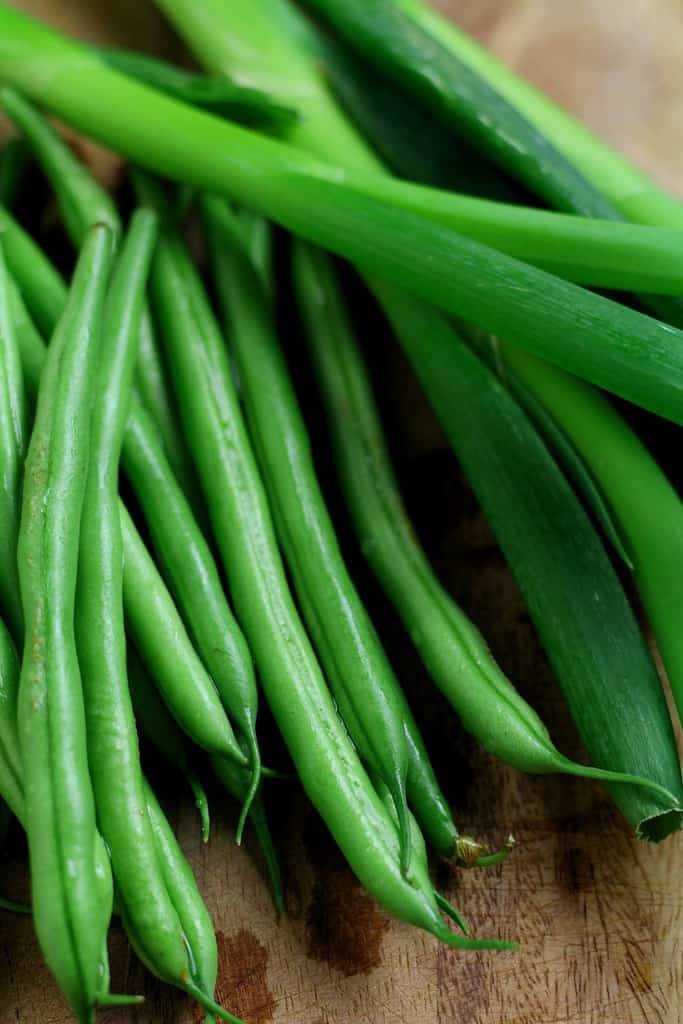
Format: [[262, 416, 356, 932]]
[[120, 502, 247, 767], [0, 238, 26, 641], [0, 135, 30, 206], [17, 224, 115, 1022], [128, 645, 210, 842], [76, 208, 193, 992], [7, 276, 46, 404], [140, 188, 511, 950], [122, 385, 261, 841]]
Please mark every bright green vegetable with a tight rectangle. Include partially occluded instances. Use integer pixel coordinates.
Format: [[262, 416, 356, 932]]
[[92, 46, 298, 133], [0, 239, 26, 641], [1, 10, 683, 423], [202, 197, 416, 875], [128, 646, 210, 842], [75, 208, 193, 999], [294, 242, 683, 836], [156, 0, 683, 840], [17, 224, 115, 1022], [390, 0, 683, 230], [120, 502, 247, 769], [498, 346, 683, 734], [139, 183, 511, 950]]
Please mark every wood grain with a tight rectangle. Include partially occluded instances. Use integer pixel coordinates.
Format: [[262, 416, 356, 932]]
[[1, 2, 682, 1023]]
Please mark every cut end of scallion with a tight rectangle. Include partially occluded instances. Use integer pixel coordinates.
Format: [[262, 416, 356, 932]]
[[636, 806, 683, 843]]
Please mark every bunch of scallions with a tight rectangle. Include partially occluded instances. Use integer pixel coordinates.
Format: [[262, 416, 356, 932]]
[[1, 0, 683, 1020]]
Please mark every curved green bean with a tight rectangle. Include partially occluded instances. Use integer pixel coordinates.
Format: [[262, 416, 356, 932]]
[[17, 224, 115, 1022], [141, 194, 512, 950], [128, 645, 210, 842], [120, 502, 247, 768], [0, 239, 26, 640]]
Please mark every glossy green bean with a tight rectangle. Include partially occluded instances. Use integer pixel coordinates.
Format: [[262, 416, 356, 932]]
[[141, 193, 511, 950], [17, 224, 115, 1022], [7, 277, 46, 404], [121, 390, 261, 839], [204, 199, 435, 873], [0, 617, 23, 824], [143, 779, 234, 1024], [75, 208, 193, 993], [0, 239, 26, 641], [128, 645, 210, 842], [120, 502, 247, 767], [0, 135, 30, 206]]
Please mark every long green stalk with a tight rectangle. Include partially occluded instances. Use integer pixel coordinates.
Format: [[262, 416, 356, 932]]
[[2, 7, 683, 421], [391, 0, 683, 230]]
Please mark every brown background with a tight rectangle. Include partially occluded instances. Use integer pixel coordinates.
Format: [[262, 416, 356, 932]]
[[2, 2, 683, 1022]]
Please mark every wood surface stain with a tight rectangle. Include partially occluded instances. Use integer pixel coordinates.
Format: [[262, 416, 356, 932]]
[[210, 928, 276, 1024]]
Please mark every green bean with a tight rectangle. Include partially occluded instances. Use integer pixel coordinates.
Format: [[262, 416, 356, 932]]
[[121, 387, 261, 840], [142, 780, 219, 1019], [0, 201, 67, 340], [203, 198, 444, 874], [128, 645, 210, 842], [75, 207, 192, 991], [0, 617, 23, 824], [17, 224, 115, 1022], [293, 243, 683, 838], [210, 754, 284, 915], [138, 188, 512, 951], [0, 135, 30, 206], [0, 239, 26, 641], [92, 46, 298, 133], [120, 502, 247, 767]]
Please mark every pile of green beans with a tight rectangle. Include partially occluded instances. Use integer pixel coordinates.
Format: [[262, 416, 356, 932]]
[[2, 3, 683, 1020]]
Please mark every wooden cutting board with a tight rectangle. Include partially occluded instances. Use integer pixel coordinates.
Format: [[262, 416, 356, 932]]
[[1, 2, 682, 1022]]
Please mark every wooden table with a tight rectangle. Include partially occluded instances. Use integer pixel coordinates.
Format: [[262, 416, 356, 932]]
[[1, 2, 682, 1022]]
